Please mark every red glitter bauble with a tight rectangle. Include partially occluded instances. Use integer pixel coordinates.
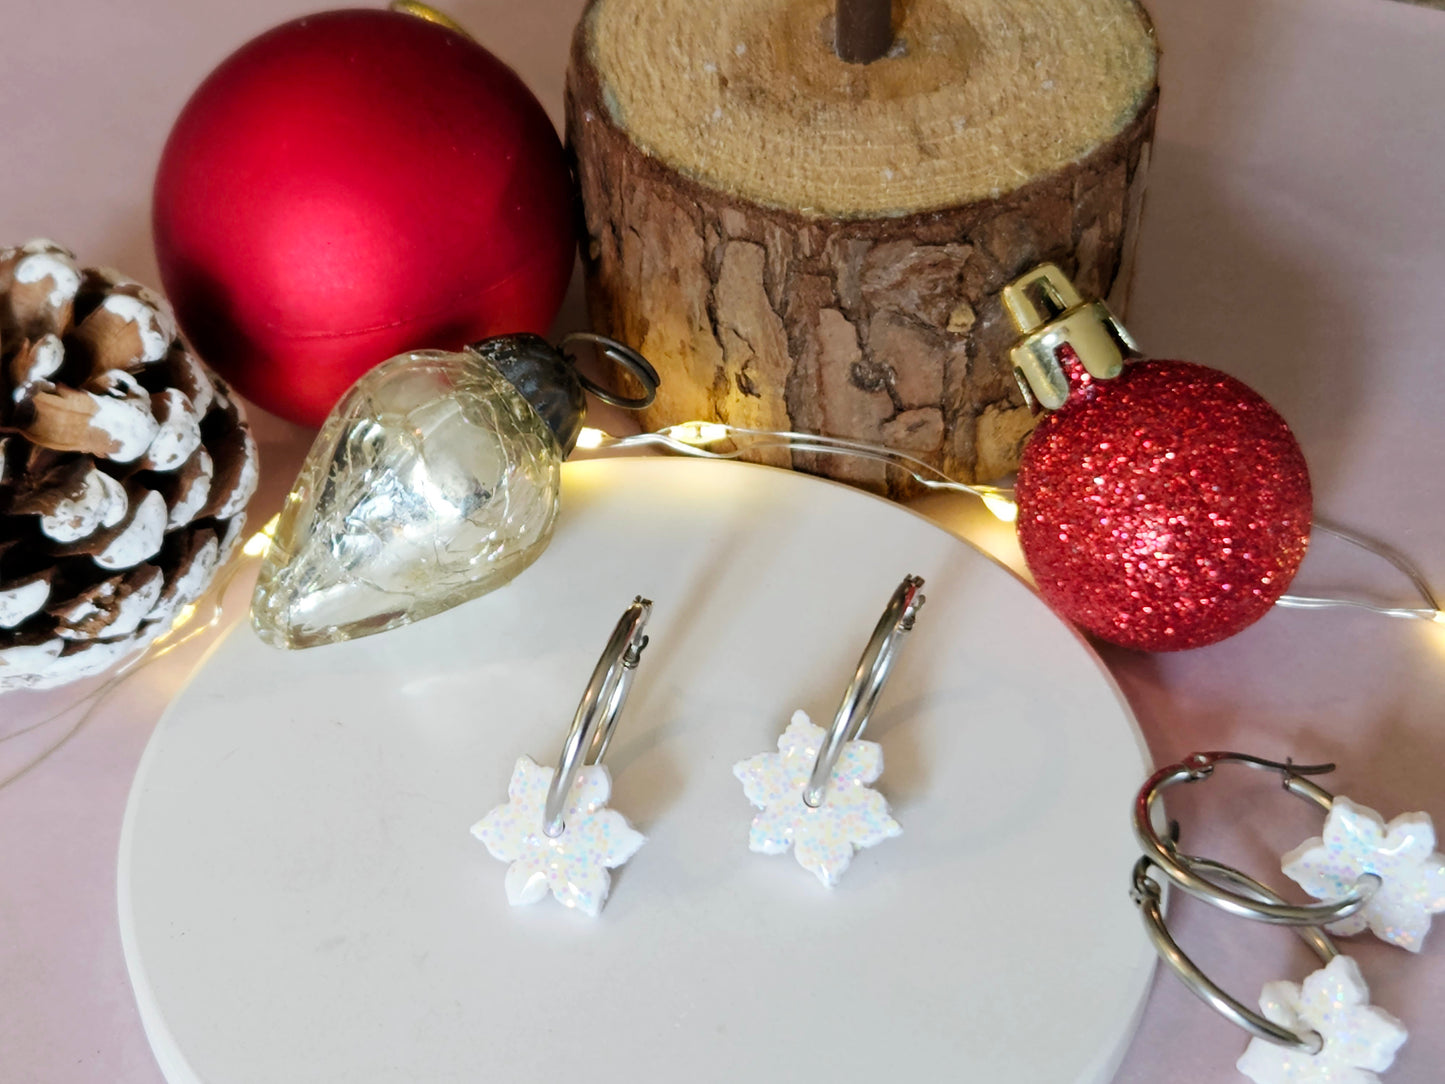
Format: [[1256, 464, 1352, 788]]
[[1015, 357, 1312, 651], [153, 9, 575, 427]]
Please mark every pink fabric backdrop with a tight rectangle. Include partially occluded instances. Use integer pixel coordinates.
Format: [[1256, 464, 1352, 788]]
[[2, 0, 1442, 1080]]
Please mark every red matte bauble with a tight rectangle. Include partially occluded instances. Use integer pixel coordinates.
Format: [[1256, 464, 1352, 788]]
[[1015, 356, 1312, 651], [153, 9, 575, 426]]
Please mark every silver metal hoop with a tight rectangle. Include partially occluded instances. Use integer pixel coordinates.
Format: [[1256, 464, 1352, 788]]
[[1134, 751, 1381, 925], [542, 597, 652, 837], [1131, 854, 1336, 1054], [559, 331, 660, 410], [803, 575, 925, 808]]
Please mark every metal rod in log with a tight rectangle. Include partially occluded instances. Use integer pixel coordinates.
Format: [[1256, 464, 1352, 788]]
[[835, 0, 893, 64]]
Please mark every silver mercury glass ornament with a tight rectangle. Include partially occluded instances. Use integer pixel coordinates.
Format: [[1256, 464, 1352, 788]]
[[250, 332, 658, 649]]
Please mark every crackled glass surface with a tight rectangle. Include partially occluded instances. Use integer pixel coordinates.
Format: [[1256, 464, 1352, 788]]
[[251, 350, 561, 648]]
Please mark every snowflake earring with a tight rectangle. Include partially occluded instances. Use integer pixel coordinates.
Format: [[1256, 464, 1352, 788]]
[[733, 575, 924, 887], [1137, 751, 1445, 952], [471, 597, 652, 917], [1132, 856, 1407, 1084]]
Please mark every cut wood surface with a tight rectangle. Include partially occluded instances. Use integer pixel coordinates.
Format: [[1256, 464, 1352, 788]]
[[567, 0, 1158, 488]]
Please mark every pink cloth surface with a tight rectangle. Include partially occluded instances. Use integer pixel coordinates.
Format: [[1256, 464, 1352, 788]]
[[2, 0, 1442, 1081]]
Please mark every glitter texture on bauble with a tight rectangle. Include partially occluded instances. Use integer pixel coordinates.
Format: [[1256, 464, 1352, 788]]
[[1015, 351, 1312, 651]]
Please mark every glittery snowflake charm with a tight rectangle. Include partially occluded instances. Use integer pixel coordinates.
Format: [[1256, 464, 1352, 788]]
[[1235, 955, 1407, 1084], [471, 755, 645, 917], [733, 710, 901, 887], [1282, 797, 1445, 952]]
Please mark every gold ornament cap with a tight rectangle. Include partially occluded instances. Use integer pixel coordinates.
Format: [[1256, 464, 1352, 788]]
[[1002, 264, 1138, 411], [388, 1, 471, 38]]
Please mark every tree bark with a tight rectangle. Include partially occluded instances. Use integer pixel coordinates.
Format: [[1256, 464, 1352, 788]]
[[566, 0, 1158, 491]]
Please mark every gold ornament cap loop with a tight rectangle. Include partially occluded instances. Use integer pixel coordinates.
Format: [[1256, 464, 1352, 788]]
[[1002, 263, 1138, 411]]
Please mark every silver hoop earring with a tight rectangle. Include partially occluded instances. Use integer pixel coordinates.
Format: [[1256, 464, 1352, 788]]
[[733, 575, 924, 887], [1131, 855, 1407, 1083], [1136, 751, 1445, 951], [472, 597, 652, 917]]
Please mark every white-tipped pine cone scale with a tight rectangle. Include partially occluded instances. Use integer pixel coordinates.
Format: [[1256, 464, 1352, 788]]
[[0, 240, 258, 691]]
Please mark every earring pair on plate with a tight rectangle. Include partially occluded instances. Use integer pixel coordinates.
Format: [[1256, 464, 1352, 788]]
[[470, 575, 925, 916], [1131, 752, 1445, 1084]]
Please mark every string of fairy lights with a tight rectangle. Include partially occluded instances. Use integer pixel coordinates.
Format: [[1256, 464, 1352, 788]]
[[575, 421, 1445, 627]]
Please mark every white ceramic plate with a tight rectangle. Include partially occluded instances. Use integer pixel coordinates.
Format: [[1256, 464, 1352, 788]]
[[120, 458, 1155, 1084]]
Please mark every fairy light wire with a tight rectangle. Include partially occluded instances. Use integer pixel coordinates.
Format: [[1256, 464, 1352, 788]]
[[5, 435, 1433, 781], [578, 422, 1443, 625], [5, 441, 1433, 790], [1273, 517, 1442, 622], [0, 539, 263, 791], [582, 422, 1016, 503]]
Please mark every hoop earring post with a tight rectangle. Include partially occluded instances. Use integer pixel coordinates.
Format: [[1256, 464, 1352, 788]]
[[542, 597, 652, 837], [803, 575, 925, 809]]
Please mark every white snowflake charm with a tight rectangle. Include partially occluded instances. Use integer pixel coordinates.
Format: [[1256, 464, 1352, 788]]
[[1132, 858, 1409, 1084], [1283, 797, 1445, 952], [1236, 956, 1408, 1084], [734, 575, 923, 888], [734, 710, 902, 887], [472, 597, 652, 917], [472, 756, 645, 917]]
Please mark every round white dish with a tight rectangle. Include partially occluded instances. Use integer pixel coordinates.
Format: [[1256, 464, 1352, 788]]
[[119, 457, 1155, 1084]]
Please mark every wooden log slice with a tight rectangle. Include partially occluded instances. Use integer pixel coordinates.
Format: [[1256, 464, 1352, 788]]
[[566, 0, 1158, 489]]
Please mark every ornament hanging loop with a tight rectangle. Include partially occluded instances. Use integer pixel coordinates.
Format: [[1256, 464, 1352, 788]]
[[803, 575, 925, 808], [560, 331, 660, 411], [542, 597, 653, 838], [1135, 751, 1382, 925], [1002, 263, 1137, 410]]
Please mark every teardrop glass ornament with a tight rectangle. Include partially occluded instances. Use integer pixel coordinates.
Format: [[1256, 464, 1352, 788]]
[[250, 349, 562, 649]]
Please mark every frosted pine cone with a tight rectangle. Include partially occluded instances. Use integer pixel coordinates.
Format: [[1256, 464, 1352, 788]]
[[0, 240, 258, 692]]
